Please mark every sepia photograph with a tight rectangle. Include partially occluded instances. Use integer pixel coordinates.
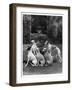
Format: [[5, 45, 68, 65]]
[[23, 15, 62, 75]]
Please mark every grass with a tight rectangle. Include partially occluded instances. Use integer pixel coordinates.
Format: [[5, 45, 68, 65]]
[[23, 62, 62, 75]]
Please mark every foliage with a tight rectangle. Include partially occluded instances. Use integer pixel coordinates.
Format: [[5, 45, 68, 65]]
[[23, 15, 62, 44]]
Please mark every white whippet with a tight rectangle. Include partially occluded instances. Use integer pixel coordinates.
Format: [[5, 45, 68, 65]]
[[31, 40, 45, 66], [34, 48, 45, 66], [25, 46, 38, 67], [42, 45, 53, 65]]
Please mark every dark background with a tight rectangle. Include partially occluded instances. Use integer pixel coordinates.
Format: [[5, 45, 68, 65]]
[[23, 15, 62, 44]]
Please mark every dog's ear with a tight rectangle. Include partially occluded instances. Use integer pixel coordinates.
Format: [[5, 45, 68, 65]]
[[26, 46, 31, 51]]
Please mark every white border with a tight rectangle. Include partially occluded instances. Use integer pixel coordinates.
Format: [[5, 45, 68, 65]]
[[16, 7, 68, 83]]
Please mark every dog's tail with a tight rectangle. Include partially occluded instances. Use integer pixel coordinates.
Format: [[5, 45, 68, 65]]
[[25, 60, 29, 67]]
